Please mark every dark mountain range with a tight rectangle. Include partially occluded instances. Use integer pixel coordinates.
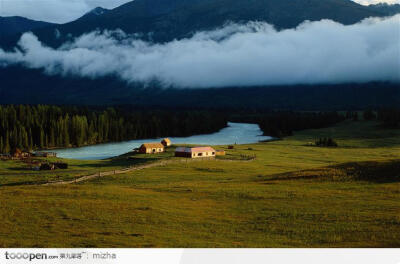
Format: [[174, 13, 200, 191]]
[[0, 66, 399, 110], [0, 16, 54, 37], [367, 3, 400, 16], [0, 0, 386, 48]]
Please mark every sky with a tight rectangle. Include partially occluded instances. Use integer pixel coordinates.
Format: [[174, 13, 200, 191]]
[[0, 0, 399, 23], [1, 15, 399, 88]]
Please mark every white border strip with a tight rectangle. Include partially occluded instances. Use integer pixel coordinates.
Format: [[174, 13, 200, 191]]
[[0, 249, 399, 264]]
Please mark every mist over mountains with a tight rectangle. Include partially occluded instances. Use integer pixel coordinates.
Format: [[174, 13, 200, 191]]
[[1, 16, 399, 88], [0, 0, 399, 107]]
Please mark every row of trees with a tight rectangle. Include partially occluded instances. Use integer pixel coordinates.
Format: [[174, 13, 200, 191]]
[[0, 105, 228, 153], [230, 111, 345, 138], [377, 108, 400, 128], [345, 110, 376, 121], [247, 111, 345, 138], [258, 112, 345, 138], [346, 109, 400, 126], [250, 108, 400, 138]]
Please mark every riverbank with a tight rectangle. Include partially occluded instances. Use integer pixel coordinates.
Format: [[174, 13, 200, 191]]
[[49, 122, 272, 160], [39, 124, 233, 153]]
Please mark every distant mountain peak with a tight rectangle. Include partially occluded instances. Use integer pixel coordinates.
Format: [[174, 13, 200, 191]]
[[86, 7, 109, 16], [74, 7, 110, 22]]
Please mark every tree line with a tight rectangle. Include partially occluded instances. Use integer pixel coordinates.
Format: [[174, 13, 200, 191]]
[[0, 105, 227, 153], [231, 111, 345, 138], [346, 109, 400, 128], [377, 108, 400, 128], [241, 108, 400, 138]]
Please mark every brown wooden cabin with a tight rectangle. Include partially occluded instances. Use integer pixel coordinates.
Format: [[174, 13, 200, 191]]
[[139, 143, 165, 154]]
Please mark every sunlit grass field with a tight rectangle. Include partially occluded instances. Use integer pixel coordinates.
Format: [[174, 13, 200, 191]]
[[0, 120, 399, 247]]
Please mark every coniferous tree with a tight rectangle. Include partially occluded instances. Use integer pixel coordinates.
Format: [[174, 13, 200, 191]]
[[0, 105, 227, 152]]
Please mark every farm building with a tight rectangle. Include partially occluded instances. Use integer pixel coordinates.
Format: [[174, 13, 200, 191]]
[[0, 153, 11, 160], [11, 149, 30, 159], [139, 143, 165, 154], [161, 138, 172, 147], [175, 147, 216, 158], [33, 152, 57, 158]]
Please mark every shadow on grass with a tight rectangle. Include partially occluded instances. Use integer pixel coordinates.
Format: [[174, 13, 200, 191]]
[[6, 167, 35, 171], [0, 180, 48, 187], [257, 159, 400, 183], [72, 156, 163, 169]]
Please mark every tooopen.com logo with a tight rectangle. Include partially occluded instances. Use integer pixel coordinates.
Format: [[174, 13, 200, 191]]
[[5, 251, 49, 262]]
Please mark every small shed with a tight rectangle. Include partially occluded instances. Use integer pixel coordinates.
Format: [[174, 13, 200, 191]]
[[175, 147, 216, 158], [139, 143, 165, 154], [215, 150, 226, 156], [161, 138, 172, 147]]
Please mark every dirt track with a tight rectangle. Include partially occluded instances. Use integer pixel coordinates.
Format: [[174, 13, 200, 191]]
[[42, 157, 255, 186], [42, 160, 171, 186]]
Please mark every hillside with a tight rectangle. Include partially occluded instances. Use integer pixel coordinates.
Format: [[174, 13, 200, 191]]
[[0, 16, 54, 36]]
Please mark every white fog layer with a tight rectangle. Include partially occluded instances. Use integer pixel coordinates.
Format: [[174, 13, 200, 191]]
[[0, 15, 399, 88]]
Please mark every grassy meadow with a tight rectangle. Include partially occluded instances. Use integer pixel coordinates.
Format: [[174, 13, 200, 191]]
[[0, 120, 399, 247]]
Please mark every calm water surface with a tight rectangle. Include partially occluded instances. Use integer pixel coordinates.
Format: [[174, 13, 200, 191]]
[[51, 122, 272, 160]]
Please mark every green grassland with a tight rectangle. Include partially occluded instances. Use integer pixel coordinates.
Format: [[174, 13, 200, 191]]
[[0, 120, 399, 247], [0, 148, 178, 186]]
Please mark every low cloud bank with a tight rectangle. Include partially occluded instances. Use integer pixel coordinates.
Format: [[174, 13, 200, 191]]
[[356, 0, 399, 4], [0, 15, 399, 88]]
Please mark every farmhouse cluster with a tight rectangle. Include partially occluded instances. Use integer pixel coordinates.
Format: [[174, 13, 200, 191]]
[[137, 138, 171, 154], [137, 138, 225, 159], [0, 148, 68, 171], [0, 148, 57, 160]]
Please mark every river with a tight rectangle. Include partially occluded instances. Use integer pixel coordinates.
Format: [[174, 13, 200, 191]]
[[50, 122, 272, 160]]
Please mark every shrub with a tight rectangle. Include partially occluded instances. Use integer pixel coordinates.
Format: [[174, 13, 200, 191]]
[[315, 137, 338, 147]]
